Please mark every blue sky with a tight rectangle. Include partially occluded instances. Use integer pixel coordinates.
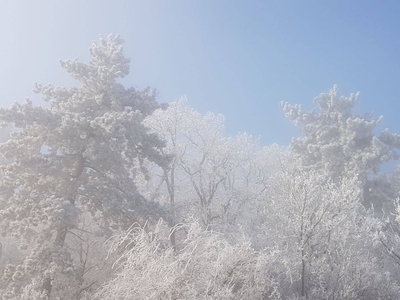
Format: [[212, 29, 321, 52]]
[[1, 1, 400, 145]]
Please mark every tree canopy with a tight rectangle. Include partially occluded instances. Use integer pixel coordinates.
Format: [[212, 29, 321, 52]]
[[1, 36, 400, 300]]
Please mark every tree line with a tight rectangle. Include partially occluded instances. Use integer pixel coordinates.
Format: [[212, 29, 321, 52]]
[[1, 35, 400, 299]]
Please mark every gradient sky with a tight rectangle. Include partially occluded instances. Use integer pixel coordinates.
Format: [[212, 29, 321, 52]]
[[1, 0, 400, 146]]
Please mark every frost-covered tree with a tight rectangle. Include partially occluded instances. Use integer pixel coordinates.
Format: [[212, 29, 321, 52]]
[[144, 99, 237, 231], [62, 84, 400, 299], [94, 219, 274, 300], [143, 99, 286, 242], [278, 86, 400, 298], [220, 137, 290, 242], [0, 34, 168, 299], [260, 163, 400, 299], [281, 85, 398, 183], [96, 154, 400, 300]]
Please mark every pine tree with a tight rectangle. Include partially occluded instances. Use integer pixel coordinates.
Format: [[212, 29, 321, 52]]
[[281, 85, 398, 182], [0, 34, 168, 299]]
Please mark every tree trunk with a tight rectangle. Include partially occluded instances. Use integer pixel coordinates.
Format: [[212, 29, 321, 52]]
[[165, 167, 177, 249], [301, 251, 306, 298], [42, 226, 69, 298], [41, 154, 85, 298], [42, 277, 53, 299]]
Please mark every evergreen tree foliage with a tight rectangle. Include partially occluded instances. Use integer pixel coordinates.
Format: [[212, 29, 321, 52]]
[[281, 85, 398, 182], [1, 35, 400, 299], [0, 34, 168, 299]]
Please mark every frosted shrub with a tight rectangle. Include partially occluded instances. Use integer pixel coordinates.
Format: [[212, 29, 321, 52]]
[[95, 219, 276, 300]]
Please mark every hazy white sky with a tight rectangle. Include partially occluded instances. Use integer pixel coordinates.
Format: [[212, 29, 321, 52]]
[[2, 1, 400, 145]]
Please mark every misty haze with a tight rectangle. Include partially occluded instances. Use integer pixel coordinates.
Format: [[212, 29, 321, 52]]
[[1, 1, 400, 300]]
